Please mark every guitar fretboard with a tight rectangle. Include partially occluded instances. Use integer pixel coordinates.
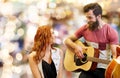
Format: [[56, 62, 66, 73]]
[[87, 57, 110, 64]]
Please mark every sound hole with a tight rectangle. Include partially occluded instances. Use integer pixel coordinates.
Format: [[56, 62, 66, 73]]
[[81, 53, 87, 63], [74, 53, 88, 66]]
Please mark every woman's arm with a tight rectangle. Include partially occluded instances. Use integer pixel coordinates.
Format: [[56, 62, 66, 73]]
[[28, 52, 42, 78], [57, 49, 64, 78]]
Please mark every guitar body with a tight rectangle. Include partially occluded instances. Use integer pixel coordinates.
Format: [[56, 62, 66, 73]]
[[112, 61, 120, 78], [105, 59, 117, 78], [64, 40, 95, 71], [105, 56, 120, 78]]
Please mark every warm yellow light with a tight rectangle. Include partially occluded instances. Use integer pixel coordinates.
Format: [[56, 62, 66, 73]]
[[16, 53, 23, 61], [17, 28, 24, 37], [64, 0, 75, 3], [113, 0, 118, 2]]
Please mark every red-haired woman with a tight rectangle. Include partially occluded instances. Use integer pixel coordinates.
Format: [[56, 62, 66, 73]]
[[28, 25, 64, 78]]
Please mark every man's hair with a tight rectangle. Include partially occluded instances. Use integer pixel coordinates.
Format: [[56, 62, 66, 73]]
[[83, 3, 102, 16]]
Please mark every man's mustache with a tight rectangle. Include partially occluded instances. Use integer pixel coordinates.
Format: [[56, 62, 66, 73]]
[[88, 21, 99, 31]]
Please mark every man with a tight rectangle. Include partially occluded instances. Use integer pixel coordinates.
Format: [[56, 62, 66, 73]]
[[64, 3, 119, 78]]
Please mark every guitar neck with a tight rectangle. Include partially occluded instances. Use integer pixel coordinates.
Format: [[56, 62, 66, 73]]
[[87, 57, 110, 64]]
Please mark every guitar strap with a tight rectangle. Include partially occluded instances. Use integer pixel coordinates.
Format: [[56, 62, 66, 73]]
[[90, 48, 100, 70]]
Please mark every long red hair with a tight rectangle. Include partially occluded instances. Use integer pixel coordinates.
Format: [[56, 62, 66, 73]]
[[32, 25, 53, 63]]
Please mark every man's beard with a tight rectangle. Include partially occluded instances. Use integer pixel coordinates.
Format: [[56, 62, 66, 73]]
[[88, 19, 99, 31]]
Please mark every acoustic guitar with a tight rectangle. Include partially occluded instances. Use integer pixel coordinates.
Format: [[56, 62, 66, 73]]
[[64, 40, 110, 72], [105, 47, 120, 78]]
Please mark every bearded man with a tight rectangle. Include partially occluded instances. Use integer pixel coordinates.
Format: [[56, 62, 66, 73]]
[[64, 3, 119, 78]]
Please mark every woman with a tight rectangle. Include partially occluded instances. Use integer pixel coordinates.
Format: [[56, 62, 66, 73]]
[[28, 25, 64, 78]]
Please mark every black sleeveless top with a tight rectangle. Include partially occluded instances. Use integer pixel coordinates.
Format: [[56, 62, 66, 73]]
[[42, 60, 57, 78]]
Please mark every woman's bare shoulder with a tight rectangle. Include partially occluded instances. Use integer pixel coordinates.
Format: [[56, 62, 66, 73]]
[[28, 51, 36, 59]]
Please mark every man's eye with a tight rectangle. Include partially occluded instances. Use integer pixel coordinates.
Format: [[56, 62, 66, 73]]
[[87, 17, 92, 19]]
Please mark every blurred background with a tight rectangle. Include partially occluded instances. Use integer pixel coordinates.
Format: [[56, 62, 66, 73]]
[[0, 0, 120, 78]]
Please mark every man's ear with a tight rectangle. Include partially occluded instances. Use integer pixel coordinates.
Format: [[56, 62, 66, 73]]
[[97, 15, 101, 19]]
